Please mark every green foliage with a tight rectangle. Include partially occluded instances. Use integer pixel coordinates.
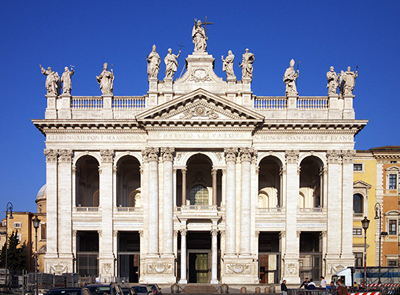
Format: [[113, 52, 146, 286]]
[[0, 231, 27, 271]]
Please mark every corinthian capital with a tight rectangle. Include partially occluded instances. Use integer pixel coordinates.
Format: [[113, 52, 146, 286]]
[[142, 147, 159, 162], [161, 147, 175, 162], [239, 147, 256, 162], [285, 150, 299, 164], [100, 149, 114, 163], [44, 149, 58, 162], [58, 150, 73, 163], [342, 150, 356, 164], [327, 150, 341, 164], [224, 148, 238, 162]]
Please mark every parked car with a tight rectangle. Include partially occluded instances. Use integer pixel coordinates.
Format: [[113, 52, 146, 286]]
[[131, 286, 148, 295], [46, 288, 91, 295], [145, 284, 162, 295], [85, 283, 123, 295], [122, 287, 135, 295]]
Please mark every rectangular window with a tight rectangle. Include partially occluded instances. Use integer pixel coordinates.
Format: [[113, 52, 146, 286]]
[[40, 224, 46, 240], [354, 252, 363, 267], [354, 163, 363, 171], [14, 222, 21, 229], [389, 174, 397, 189], [388, 260, 398, 267], [389, 220, 397, 235], [390, 161, 397, 164], [353, 228, 362, 235]]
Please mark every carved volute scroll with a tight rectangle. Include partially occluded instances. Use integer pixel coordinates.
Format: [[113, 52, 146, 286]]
[[224, 148, 238, 162], [143, 147, 159, 162], [100, 149, 114, 163], [240, 147, 256, 162], [44, 149, 58, 162], [285, 150, 299, 164], [161, 147, 175, 162]]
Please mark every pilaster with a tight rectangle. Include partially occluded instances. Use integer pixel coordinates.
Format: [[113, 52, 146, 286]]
[[102, 94, 113, 119], [58, 94, 72, 119], [343, 94, 355, 119], [45, 94, 57, 119], [328, 93, 341, 119]]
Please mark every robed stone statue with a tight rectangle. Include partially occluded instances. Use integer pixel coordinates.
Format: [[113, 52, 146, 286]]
[[283, 59, 299, 95], [164, 48, 181, 79], [326, 66, 339, 95], [61, 66, 74, 95], [192, 20, 207, 52], [240, 49, 254, 80], [221, 50, 236, 80], [340, 66, 358, 95], [96, 63, 114, 95], [40, 65, 60, 95], [147, 45, 161, 80]]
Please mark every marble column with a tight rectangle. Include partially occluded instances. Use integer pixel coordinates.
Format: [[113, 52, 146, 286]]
[[211, 229, 219, 284], [145, 148, 160, 255], [179, 229, 188, 284], [58, 150, 73, 261], [240, 148, 253, 255], [99, 150, 114, 279], [44, 149, 58, 266], [284, 150, 300, 283], [341, 150, 356, 261], [224, 148, 237, 255], [162, 147, 175, 255], [181, 168, 187, 206], [212, 169, 217, 206]]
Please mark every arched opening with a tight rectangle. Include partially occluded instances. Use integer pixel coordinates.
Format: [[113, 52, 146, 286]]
[[258, 156, 282, 208], [75, 156, 100, 207], [299, 156, 323, 209], [181, 154, 213, 206], [116, 156, 141, 207], [353, 194, 363, 214]]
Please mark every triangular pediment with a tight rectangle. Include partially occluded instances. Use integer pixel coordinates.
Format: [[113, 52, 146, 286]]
[[136, 88, 264, 127], [353, 180, 372, 190]]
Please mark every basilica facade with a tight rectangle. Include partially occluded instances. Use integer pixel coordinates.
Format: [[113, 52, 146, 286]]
[[33, 25, 367, 285]]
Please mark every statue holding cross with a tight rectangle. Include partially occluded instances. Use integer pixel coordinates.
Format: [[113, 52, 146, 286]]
[[192, 17, 212, 52]]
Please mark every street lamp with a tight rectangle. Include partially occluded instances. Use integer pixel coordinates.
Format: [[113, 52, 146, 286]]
[[362, 216, 370, 285], [375, 203, 382, 285], [32, 215, 40, 295], [4, 202, 13, 288]]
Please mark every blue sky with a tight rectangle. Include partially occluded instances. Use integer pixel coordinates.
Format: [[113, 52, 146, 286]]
[[0, 1, 399, 213]]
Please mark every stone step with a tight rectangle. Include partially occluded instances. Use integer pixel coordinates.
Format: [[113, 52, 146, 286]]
[[183, 284, 218, 293]]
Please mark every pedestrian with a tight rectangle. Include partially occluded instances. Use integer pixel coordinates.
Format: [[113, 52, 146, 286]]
[[307, 279, 316, 290], [281, 279, 288, 295], [337, 279, 348, 295], [300, 277, 309, 289], [320, 276, 327, 288]]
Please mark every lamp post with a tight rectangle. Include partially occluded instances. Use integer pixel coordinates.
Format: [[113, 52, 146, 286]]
[[362, 216, 370, 285], [32, 215, 40, 295], [375, 203, 382, 285], [4, 202, 13, 288]]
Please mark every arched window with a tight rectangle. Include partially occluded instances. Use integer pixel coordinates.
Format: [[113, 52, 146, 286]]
[[189, 185, 209, 205], [353, 194, 363, 214]]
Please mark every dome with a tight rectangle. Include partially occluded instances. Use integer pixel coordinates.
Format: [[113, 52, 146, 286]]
[[36, 184, 46, 200]]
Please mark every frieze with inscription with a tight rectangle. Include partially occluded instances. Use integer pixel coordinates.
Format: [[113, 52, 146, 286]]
[[47, 134, 147, 142], [254, 134, 353, 142]]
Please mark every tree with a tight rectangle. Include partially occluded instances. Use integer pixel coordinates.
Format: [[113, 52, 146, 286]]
[[0, 231, 27, 272]]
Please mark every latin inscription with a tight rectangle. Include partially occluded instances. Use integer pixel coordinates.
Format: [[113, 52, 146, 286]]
[[254, 134, 353, 142], [47, 134, 147, 142], [151, 131, 251, 140]]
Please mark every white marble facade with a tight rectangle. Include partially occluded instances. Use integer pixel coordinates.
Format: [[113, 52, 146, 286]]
[[33, 30, 367, 285]]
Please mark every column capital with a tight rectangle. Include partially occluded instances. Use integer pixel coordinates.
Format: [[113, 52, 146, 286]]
[[224, 147, 238, 162], [210, 229, 218, 236], [327, 149, 341, 164], [98, 230, 102, 238], [44, 149, 58, 162], [100, 149, 114, 163], [285, 150, 299, 164], [342, 149, 356, 164], [139, 230, 143, 238], [180, 229, 187, 236], [239, 147, 256, 162], [142, 147, 159, 162], [279, 231, 286, 239], [161, 147, 175, 162], [181, 167, 187, 174], [58, 149, 73, 163], [211, 168, 218, 176]]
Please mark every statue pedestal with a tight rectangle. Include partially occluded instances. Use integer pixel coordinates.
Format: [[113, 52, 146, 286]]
[[45, 95, 58, 119], [328, 94, 341, 119], [286, 94, 298, 119], [58, 94, 72, 119], [343, 94, 355, 119], [148, 77, 158, 93], [163, 78, 174, 102], [102, 94, 113, 119]]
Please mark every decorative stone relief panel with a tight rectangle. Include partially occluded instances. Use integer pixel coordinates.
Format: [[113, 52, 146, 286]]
[[147, 263, 173, 274], [286, 263, 298, 275], [50, 263, 68, 275], [226, 263, 251, 274], [102, 263, 112, 274]]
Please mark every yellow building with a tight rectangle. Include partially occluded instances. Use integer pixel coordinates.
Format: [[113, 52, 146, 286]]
[[353, 146, 400, 268], [1, 185, 47, 273]]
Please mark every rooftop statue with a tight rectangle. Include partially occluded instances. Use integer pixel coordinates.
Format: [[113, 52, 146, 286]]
[[192, 19, 207, 52], [240, 49, 254, 80], [96, 63, 114, 95], [340, 66, 358, 95], [221, 50, 236, 80], [326, 66, 339, 95], [164, 48, 181, 79], [147, 45, 161, 80], [283, 59, 299, 95], [61, 66, 74, 95], [40, 65, 60, 95]]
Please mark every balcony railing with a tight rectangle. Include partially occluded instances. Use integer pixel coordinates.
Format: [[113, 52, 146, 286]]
[[254, 96, 286, 109], [116, 206, 143, 212], [297, 97, 328, 109], [76, 207, 99, 212], [257, 207, 285, 213], [298, 207, 324, 213], [181, 205, 218, 211], [71, 97, 103, 109]]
